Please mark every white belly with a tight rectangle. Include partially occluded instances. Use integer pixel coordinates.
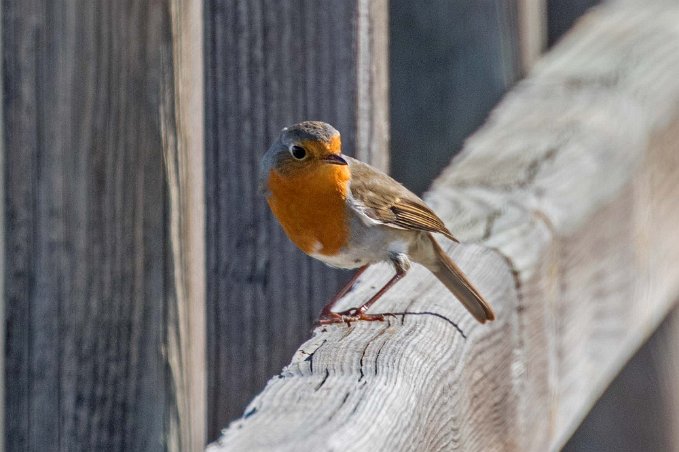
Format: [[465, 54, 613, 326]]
[[309, 248, 373, 269], [309, 224, 413, 270]]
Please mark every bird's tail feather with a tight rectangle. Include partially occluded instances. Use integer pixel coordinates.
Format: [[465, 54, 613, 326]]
[[427, 234, 495, 323]]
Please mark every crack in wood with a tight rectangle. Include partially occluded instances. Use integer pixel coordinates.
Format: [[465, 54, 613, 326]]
[[327, 392, 352, 424], [563, 73, 620, 90], [374, 342, 385, 377], [315, 369, 330, 391], [302, 339, 328, 374], [482, 209, 502, 241], [454, 144, 561, 192], [350, 389, 366, 417], [388, 312, 467, 339], [487, 247, 522, 295], [243, 407, 257, 419], [358, 344, 369, 383], [518, 146, 559, 189], [358, 326, 390, 382]]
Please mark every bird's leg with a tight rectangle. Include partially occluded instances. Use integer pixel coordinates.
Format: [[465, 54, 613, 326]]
[[346, 265, 406, 321], [320, 254, 410, 324], [318, 265, 369, 322]]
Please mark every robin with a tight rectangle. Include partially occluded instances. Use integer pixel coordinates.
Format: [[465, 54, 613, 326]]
[[260, 121, 495, 324]]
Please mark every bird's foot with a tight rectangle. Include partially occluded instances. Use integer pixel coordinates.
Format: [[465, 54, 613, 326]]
[[317, 308, 385, 326]]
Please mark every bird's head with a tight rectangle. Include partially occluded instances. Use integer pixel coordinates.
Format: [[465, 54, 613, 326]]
[[260, 121, 348, 192]]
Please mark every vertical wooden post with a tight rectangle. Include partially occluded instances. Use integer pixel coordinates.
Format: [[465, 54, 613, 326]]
[[204, 0, 389, 437], [163, 0, 207, 450], [517, 0, 546, 71], [356, 0, 389, 171], [2, 1, 205, 450]]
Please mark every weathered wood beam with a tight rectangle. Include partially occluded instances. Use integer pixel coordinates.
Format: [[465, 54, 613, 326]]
[[208, 2, 679, 451]]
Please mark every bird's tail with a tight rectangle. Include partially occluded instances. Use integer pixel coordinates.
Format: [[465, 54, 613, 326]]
[[426, 234, 495, 323]]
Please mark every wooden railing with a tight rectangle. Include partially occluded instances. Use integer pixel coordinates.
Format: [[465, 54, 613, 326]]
[[207, 2, 679, 450]]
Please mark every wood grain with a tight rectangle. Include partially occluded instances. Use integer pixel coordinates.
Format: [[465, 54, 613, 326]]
[[204, 0, 389, 437], [208, 2, 679, 451], [3, 1, 199, 450], [356, 0, 389, 170], [517, 0, 546, 71], [163, 0, 207, 450]]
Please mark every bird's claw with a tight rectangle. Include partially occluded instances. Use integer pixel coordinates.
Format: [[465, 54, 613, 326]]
[[317, 309, 385, 326]]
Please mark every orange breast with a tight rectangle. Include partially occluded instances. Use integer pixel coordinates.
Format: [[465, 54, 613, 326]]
[[266, 165, 350, 256]]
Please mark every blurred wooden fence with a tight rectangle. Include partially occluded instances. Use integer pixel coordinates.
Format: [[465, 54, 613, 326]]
[[7, 0, 679, 451]]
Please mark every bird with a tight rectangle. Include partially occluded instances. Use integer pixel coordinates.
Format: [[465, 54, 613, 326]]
[[260, 121, 495, 324]]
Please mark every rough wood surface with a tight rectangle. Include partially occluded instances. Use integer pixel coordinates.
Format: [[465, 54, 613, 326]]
[[163, 1, 207, 450], [204, 0, 389, 437], [356, 0, 389, 170], [517, 0, 546, 71], [208, 3, 679, 451], [0, 3, 4, 449], [2, 2, 197, 450]]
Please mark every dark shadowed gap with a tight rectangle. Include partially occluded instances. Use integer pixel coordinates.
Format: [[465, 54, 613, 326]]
[[547, 0, 602, 47], [389, 0, 522, 195], [563, 307, 679, 452]]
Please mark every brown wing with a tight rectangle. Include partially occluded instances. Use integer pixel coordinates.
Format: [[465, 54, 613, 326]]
[[347, 157, 459, 243]]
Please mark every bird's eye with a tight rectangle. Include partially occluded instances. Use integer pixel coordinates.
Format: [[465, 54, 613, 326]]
[[290, 145, 307, 160]]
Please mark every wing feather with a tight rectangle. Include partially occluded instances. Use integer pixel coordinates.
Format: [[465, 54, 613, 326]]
[[346, 157, 459, 243]]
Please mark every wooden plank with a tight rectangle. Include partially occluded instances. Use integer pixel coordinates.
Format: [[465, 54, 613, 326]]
[[517, 0, 546, 71], [2, 1, 200, 450], [389, 0, 521, 195], [356, 0, 389, 170], [204, 0, 389, 437], [208, 2, 679, 451], [163, 1, 207, 450]]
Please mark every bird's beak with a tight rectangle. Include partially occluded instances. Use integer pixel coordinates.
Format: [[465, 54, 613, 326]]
[[322, 154, 348, 165]]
